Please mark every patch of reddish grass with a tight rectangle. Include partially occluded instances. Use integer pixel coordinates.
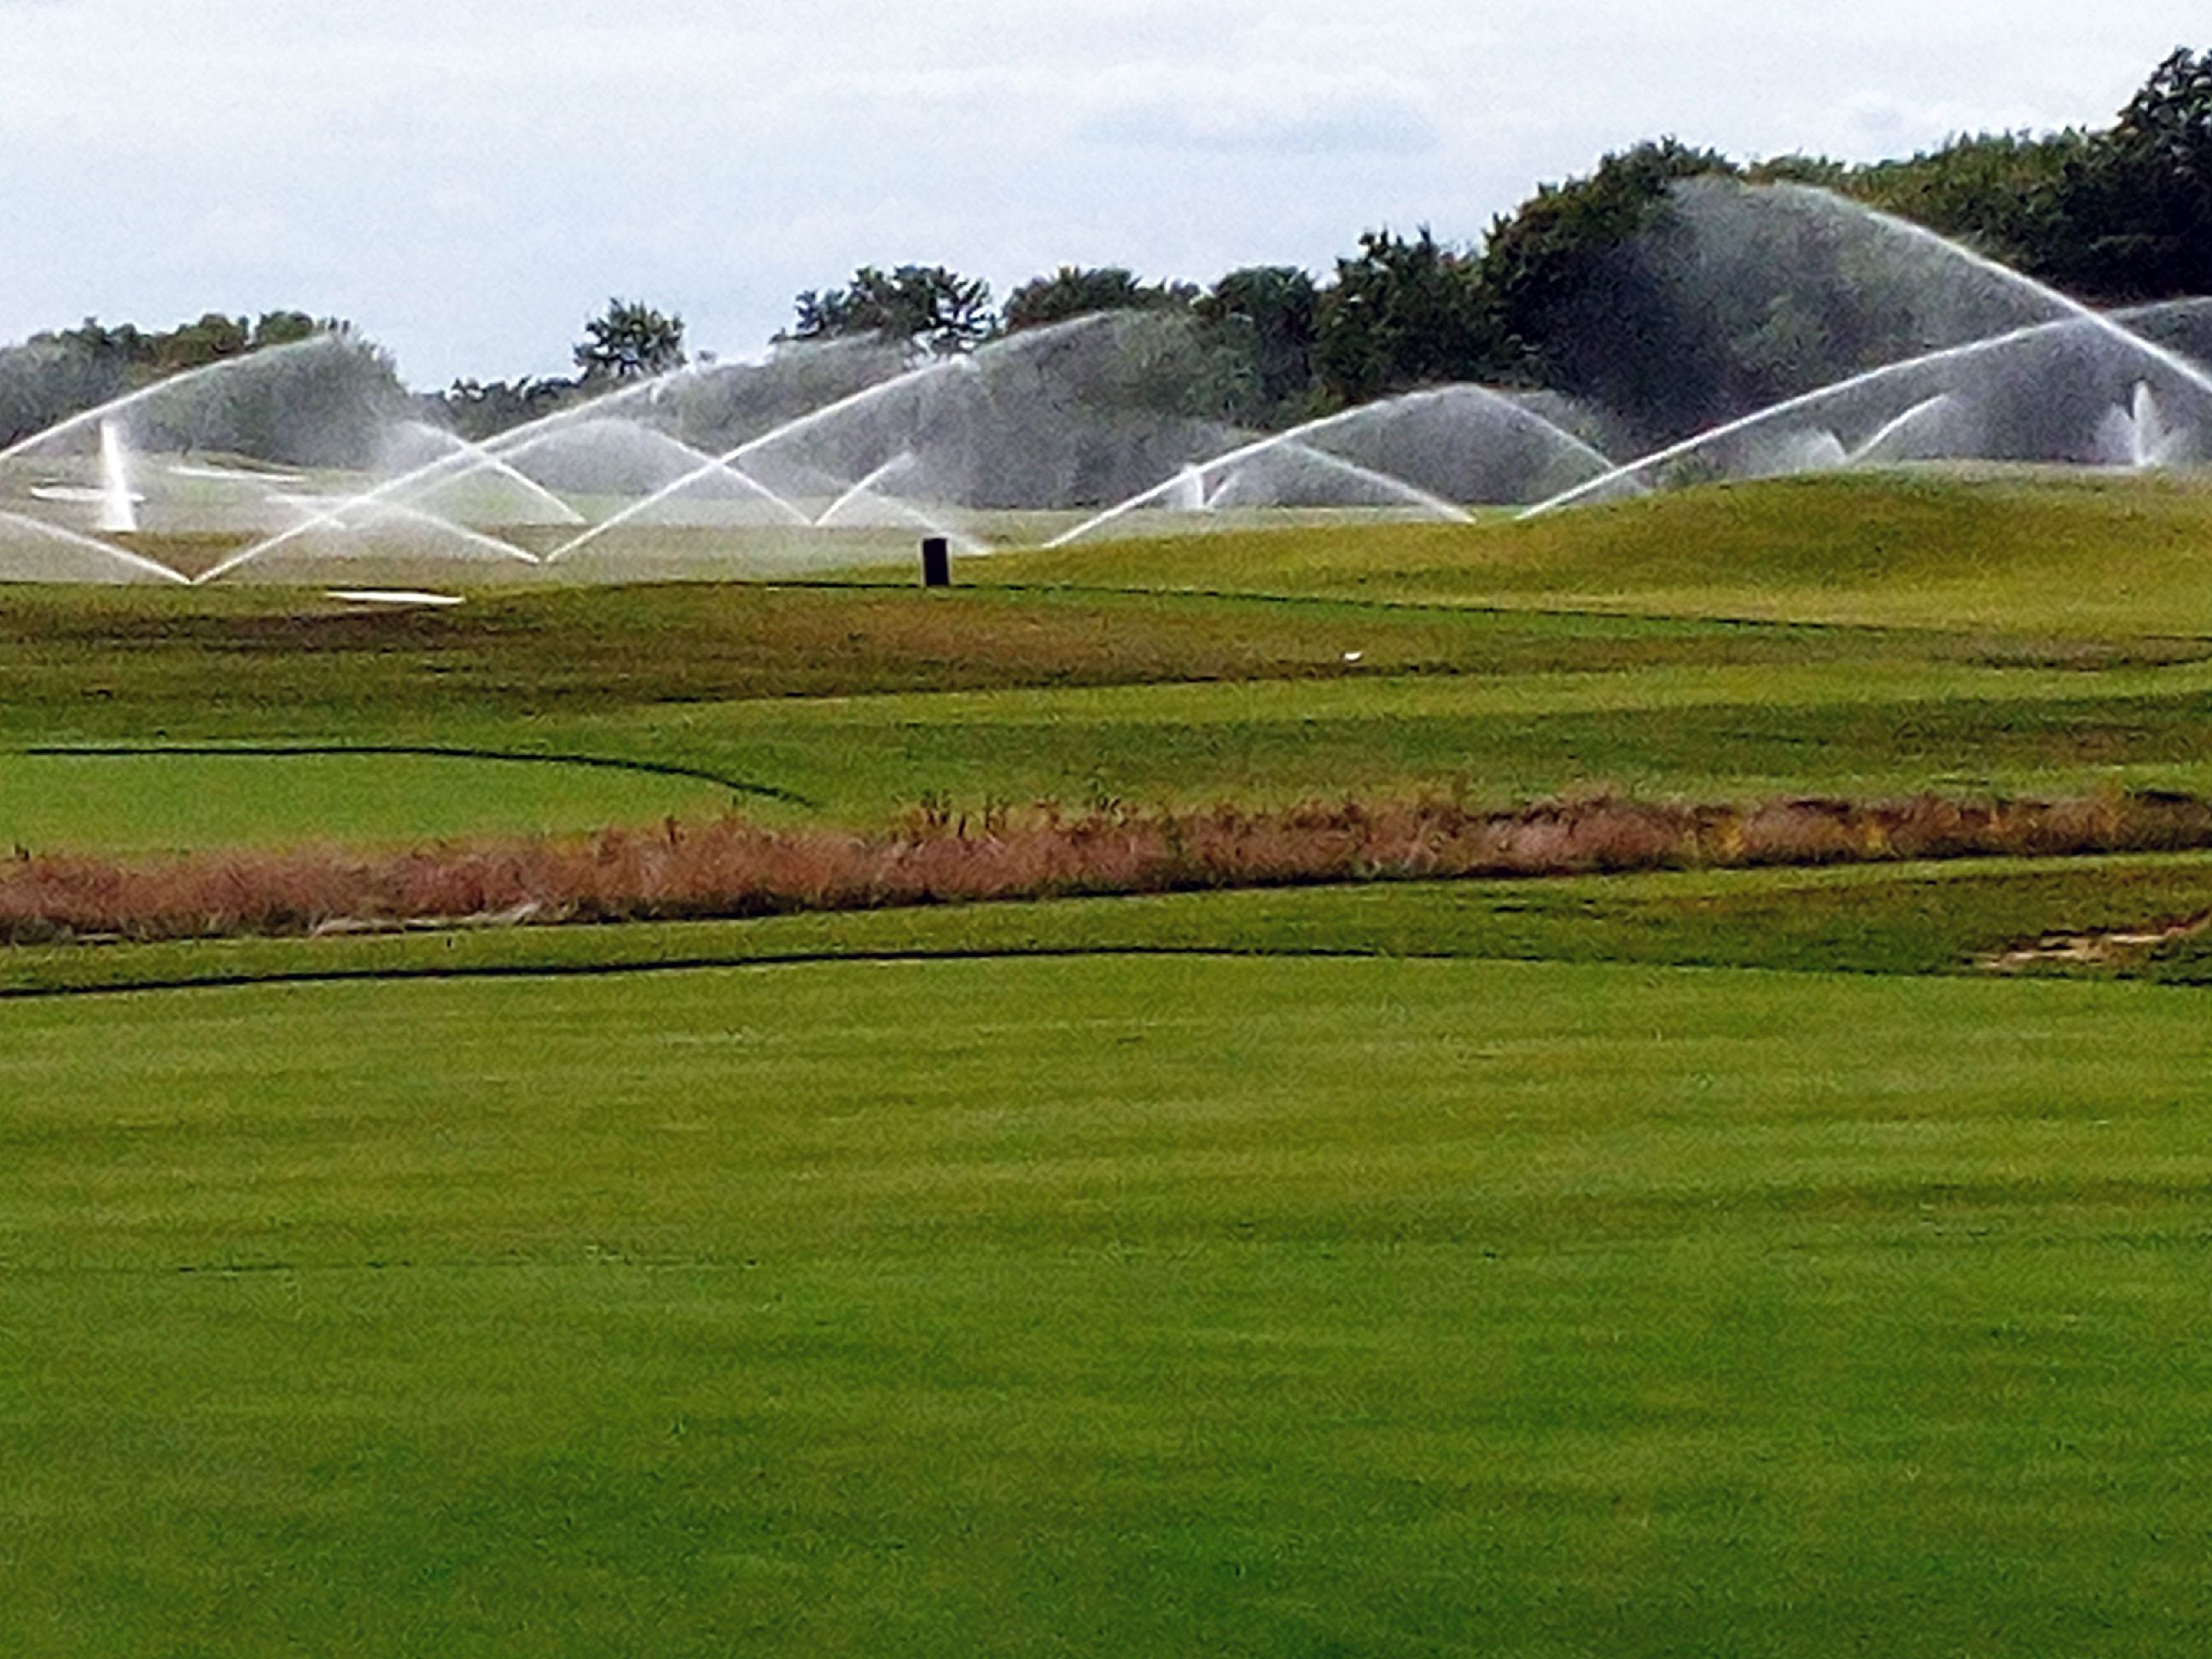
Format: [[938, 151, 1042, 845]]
[[8, 789, 2212, 947]]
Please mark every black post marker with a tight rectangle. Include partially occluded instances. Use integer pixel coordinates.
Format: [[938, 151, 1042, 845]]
[[920, 535, 952, 588]]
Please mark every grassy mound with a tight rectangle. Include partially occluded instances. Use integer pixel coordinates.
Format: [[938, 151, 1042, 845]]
[[989, 469, 2212, 632]]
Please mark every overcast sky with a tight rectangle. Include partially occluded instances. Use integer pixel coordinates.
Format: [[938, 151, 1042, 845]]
[[0, 0, 2201, 387]]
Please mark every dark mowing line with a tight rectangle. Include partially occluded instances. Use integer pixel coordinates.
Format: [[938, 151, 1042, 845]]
[[4, 1256, 783, 1281], [8, 931, 2211, 1004], [995, 586, 2212, 646], [20, 742, 816, 808], [824, 568, 2212, 648], [0, 943, 1474, 1004], [784, 575, 1920, 635], [837, 576, 2212, 647]]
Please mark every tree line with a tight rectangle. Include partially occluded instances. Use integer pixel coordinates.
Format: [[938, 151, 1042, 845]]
[[0, 311, 374, 451], [7, 45, 2205, 451], [444, 46, 2212, 439]]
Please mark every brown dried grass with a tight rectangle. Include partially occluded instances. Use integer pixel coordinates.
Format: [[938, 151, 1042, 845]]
[[8, 789, 2212, 947]]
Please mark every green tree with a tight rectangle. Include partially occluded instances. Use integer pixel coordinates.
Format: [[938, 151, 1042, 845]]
[[1801, 49, 2206, 302], [1312, 228, 1501, 406], [1820, 131, 2086, 289], [786, 265, 996, 355], [1, 311, 352, 447], [249, 311, 323, 351], [201, 328, 410, 468], [1194, 265, 1321, 423], [574, 297, 687, 382], [440, 375, 580, 441], [1480, 139, 1736, 381], [2054, 46, 2212, 298], [153, 313, 253, 374], [1003, 266, 1194, 332]]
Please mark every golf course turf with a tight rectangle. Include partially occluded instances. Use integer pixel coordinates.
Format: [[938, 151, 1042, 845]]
[[9, 955, 2212, 1653], [9, 472, 2212, 1653]]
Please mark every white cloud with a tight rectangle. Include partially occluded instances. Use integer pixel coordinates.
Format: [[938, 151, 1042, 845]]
[[0, 0, 2202, 382], [1075, 63, 1440, 155]]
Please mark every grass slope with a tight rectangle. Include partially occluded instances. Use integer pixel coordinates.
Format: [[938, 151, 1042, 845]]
[[5, 954, 2211, 1655], [988, 470, 2212, 631]]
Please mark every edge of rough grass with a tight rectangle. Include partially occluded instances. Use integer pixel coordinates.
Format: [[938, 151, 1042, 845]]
[[9, 850, 2212, 998]]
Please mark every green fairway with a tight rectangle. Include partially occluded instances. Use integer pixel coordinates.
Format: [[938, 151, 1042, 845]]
[[12, 472, 2212, 1654], [0, 748, 734, 853], [15, 474, 2212, 846], [539, 654, 2212, 820], [29, 656, 2212, 847], [5, 953, 2210, 1654]]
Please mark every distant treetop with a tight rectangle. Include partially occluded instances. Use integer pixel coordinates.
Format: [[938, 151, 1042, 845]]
[[574, 298, 687, 382], [784, 265, 996, 356]]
